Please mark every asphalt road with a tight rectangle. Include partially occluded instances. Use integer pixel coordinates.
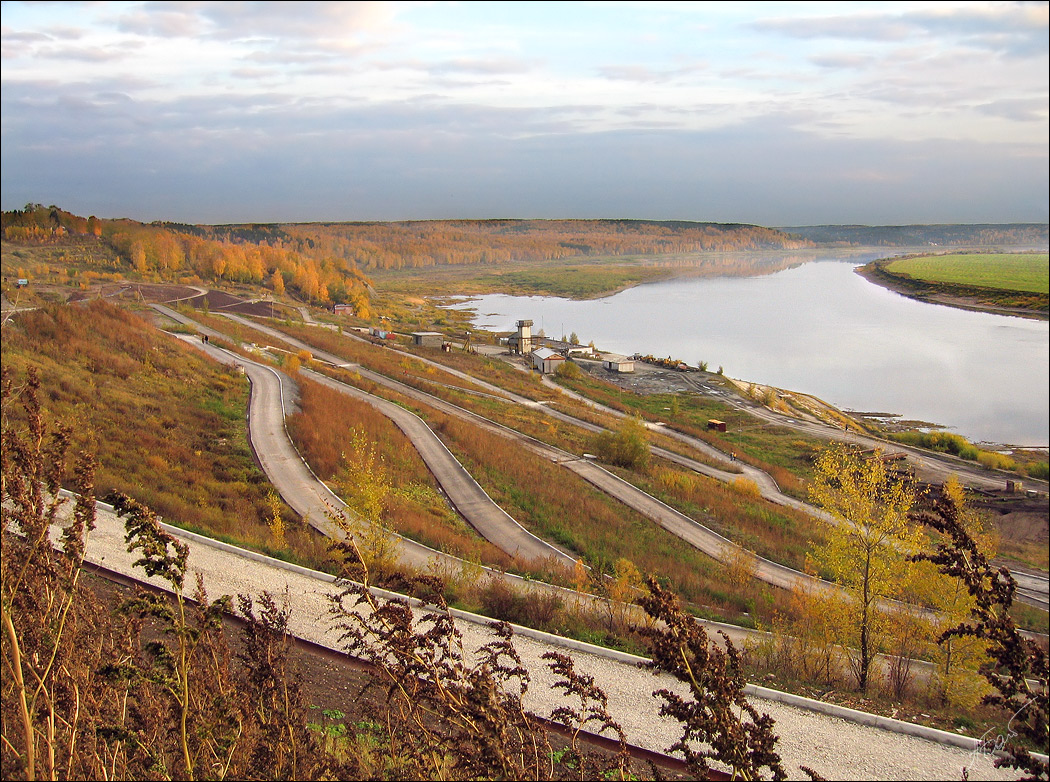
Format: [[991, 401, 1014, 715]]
[[302, 367, 576, 565], [208, 313, 855, 600]]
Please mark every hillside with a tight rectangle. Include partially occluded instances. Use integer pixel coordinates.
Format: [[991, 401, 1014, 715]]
[[780, 223, 1048, 248]]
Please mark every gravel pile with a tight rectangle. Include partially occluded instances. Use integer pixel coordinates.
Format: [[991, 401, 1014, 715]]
[[80, 503, 1023, 781]]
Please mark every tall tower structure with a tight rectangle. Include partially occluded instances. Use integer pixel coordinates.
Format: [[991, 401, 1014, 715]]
[[516, 319, 533, 355]]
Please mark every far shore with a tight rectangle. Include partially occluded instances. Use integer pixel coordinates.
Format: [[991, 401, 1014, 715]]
[[855, 259, 1049, 321]]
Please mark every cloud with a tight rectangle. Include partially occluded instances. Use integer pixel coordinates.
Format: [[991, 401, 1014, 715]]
[[114, 1, 395, 41], [597, 62, 707, 83], [753, 13, 914, 43], [1, 2, 1045, 225], [754, 3, 1049, 57], [3, 74, 1045, 226], [114, 6, 205, 38], [429, 57, 536, 76], [32, 44, 135, 62], [976, 96, 1049, 123], [808, 52, 875, 70], [2, 28, 57, 44]]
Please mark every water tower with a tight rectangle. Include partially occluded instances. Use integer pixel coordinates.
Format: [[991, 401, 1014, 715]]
[[516, 319, 533, 355]]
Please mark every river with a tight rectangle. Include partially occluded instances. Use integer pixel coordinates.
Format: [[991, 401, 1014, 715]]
[[446, 250, 1049, 448]]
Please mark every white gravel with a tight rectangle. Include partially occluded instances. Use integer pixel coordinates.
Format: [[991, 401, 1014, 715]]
[[74, 500, 1029, 782]]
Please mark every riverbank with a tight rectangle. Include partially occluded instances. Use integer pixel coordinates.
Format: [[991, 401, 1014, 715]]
[[856, 258, 1049, 320]]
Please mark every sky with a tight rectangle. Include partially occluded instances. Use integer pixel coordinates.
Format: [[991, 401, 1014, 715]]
[[1, 1, 1047, 226]]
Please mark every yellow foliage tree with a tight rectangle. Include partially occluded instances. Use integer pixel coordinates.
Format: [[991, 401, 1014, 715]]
[[332, 429, 398, 580], [266, 489, 286, 548], [270, 269, 285, 295], [809, 444, 925, 692], [918, 477, 997, 707]]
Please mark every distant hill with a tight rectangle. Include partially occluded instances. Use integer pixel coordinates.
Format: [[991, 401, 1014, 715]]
[[779, 224, 1048, 248]]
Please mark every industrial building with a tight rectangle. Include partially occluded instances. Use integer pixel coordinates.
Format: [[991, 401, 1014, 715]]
[[602, 355, 635, 373], [507, 319, 534, 355], [532, 347, 565, 374], [411, 332, 443, 348]]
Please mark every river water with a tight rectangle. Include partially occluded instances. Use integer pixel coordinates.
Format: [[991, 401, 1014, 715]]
[[447, 250, 1049, 447]]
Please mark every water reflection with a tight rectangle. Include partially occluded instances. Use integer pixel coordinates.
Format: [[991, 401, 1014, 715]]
[[448, 250, 1049, 447]]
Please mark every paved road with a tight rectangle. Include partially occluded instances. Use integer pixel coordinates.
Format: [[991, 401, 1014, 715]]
[[213, 313, 848, 600], [146, 303, 1045, 685], [533, 360, 1049, 608], [303, 368, 576, 565], [157, 306, 442, 571], [161, 305, 575, 566], [165, 306, 1049, 615]]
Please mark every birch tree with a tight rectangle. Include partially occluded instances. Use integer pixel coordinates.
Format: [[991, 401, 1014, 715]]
[[808, 444, 924, 692]]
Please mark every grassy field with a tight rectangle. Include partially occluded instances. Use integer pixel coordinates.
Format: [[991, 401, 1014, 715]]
[[370, 255, 672, 301], [885, 253, 1049, 294], [0, 300, 332, 566]]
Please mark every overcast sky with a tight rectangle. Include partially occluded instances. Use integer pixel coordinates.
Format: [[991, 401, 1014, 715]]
[[2, 1, 1047, 226]]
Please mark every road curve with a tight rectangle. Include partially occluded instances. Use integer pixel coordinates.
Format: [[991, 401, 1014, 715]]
[[213, 312, 841, 599], [302, 368, 576, 566], [156, 306, 448, 571], [184, 309, 1048, 616], [148, 303, 1045, 648]]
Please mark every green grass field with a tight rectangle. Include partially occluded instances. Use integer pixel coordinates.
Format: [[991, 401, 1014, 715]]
[[885, 253, 1049, 294]]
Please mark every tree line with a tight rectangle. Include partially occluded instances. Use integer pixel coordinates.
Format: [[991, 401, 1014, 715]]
[[3, 205, 816, 309]]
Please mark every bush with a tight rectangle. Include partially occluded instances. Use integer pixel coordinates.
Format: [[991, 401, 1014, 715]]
[[731, 477, 762, 498], [554, 360, 581, 380], [976, 451, 1016, 471], [589, 417, 650, 471], [1027, 461, 1049, 480]]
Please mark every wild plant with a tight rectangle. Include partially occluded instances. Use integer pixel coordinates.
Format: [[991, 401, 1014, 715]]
[[911, 489, 1049, 780], [2, 361, 336, 781], [107, 491, 240, 779], [1, 367, 97, 781], [542, 650, 630, 780], [234, 592, 330, 780], [327, 537, 631, 780], [635, 575, 787, 781]]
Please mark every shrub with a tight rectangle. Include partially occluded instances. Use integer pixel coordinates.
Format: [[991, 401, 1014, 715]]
[[1027, 461, 1049, 480], [589, 416, 650, 471], [977, 451, 1016, 471], [731, 477, 762, 498], [555, 360, 581, 379]]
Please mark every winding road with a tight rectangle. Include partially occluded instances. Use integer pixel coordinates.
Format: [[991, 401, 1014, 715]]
[[152, 300, 1048, 615]]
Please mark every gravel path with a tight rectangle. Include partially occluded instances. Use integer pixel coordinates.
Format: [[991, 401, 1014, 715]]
[[77, 500, 1024, 782]]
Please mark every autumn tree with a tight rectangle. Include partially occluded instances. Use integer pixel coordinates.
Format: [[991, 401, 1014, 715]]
[[911, 487, 1048, 781], [808, 444, 925, 692], [330, 429, 398, 580], [270, 269, 285, 295], [916, 477, 997, 707]]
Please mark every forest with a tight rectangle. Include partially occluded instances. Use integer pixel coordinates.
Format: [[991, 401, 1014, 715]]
[[2, 205, 815, 312]]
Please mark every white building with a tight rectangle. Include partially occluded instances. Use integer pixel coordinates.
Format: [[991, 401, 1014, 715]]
[[603, 355, 635, 373], [532, 347, 565, 374]]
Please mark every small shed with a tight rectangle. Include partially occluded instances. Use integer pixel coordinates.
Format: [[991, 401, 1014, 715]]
[[532, 347, 565, 374], [707, 419, 727, 433], [603, 355, 635, 373], [412, 331, 443, 348]]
